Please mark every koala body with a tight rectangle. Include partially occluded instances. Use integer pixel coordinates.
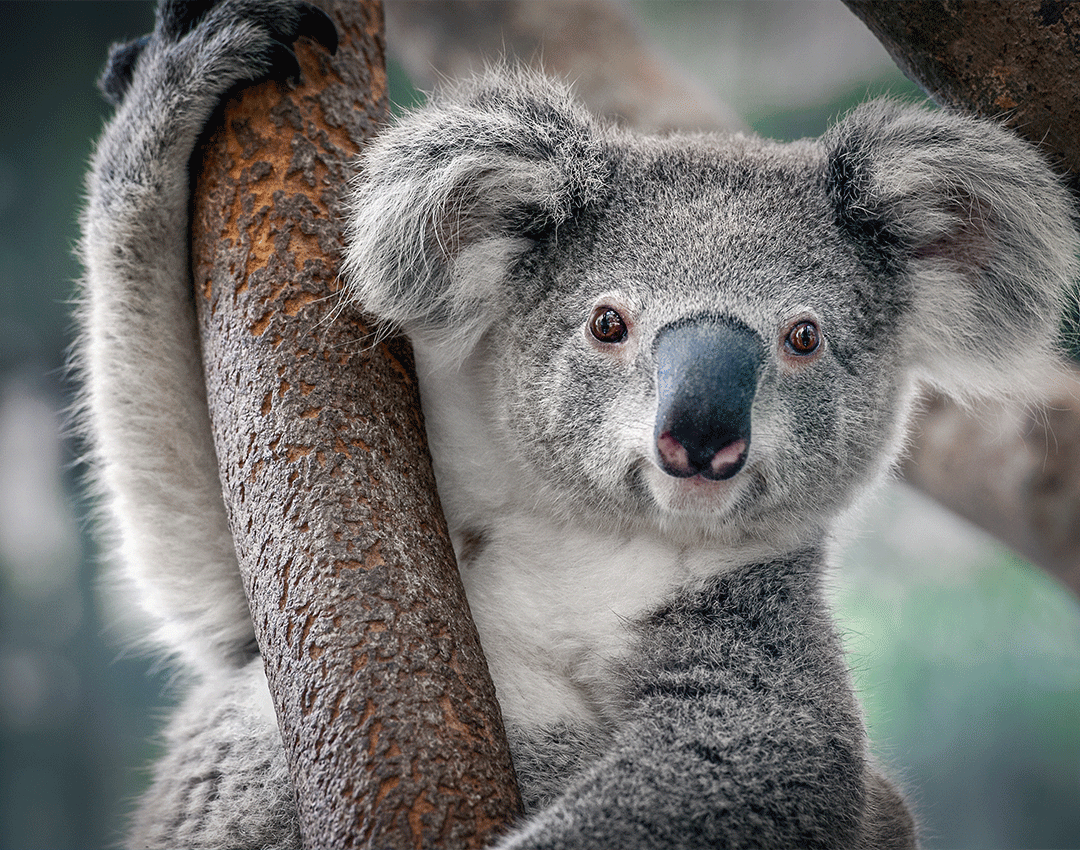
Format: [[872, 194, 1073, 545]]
[[345, 77, 1077, 815], [80, 2, 1078, 848]]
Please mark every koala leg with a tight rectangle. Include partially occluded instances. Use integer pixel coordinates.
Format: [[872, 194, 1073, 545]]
[[127, 659, 301, 850]]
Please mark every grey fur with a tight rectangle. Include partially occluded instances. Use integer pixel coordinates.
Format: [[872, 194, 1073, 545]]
[[497, 551, 895, 850], [80, 2, 1079, 848], [128, 661, 301, 849]]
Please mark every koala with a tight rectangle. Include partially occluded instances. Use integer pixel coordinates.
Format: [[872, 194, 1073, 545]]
[[80, 1, 1079, 848]]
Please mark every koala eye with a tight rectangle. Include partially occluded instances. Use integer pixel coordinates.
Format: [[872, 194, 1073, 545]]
[[786, 320, 820, 355], [590, 306, 628, 344]]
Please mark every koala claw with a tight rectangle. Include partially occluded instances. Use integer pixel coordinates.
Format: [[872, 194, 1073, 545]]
[[296, 3, 339, 56], [99, 34, 152, 106], [266, 40, 303, 87], [266, 4, 339, 85]]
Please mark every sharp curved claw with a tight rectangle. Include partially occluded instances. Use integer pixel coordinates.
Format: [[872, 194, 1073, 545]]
[[267, 40, 303, 84], [297, 2, 339, 55]]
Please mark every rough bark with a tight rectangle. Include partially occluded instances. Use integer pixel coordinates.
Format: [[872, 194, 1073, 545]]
[[190, 2, 522, 848], [387, 0, 1080, 596]]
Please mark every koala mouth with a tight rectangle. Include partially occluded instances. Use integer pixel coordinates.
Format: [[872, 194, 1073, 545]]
[[643, 457, 748, 517]]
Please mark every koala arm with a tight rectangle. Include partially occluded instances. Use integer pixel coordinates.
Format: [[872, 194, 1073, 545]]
[[119, 547, 911, 850], [79, 0, 336, 671], [497, 552, 914, 850]]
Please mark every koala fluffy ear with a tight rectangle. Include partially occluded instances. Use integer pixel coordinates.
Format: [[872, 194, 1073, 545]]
[[343, 68, 608, 361], [826, 100, 1079, 399]]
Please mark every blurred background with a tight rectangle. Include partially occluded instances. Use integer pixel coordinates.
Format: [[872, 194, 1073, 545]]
[[0, 2, 1077, 848]]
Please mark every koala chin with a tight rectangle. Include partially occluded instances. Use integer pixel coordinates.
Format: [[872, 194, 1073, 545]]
[[81, 2, 1079, 847]]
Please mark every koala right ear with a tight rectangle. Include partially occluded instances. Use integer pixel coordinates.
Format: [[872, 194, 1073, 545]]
[[825, 100, 1080, 400], [343, 68, 608, 362]]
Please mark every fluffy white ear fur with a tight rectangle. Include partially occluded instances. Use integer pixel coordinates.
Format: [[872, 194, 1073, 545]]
[[343, 69, 607, 365], [827, 100, 1080, 402]]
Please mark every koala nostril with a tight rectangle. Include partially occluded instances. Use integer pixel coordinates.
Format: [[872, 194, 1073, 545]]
[[656, 431, 749, 480], [656, 431, 693, 477], [707, 438, 749, 480]]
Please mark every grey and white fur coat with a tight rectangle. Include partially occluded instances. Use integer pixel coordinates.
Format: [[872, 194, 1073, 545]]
[[79, 2, 1079, 848]]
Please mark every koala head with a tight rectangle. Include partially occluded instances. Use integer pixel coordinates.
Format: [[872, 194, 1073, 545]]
[[344, 70, 1078, 548]]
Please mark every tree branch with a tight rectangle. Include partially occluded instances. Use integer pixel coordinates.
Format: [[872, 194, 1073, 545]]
[[901, 382, 1080, 593], [841, 0, 1080, 595], [190, 1, 521, 846], [842, 0, 1080, 198]]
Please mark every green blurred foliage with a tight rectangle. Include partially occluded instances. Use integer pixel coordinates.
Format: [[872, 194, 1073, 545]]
[[0, 2, 153, 368], [836, 486, 1080, 849]]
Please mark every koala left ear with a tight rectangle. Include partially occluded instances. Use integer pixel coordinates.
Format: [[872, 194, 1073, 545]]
[[826, 100, 1079, 399], [343, 68, 608, 362]]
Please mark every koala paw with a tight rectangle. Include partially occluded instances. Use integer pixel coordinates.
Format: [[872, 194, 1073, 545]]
[[100, 0, 337, 108], [156, 0, 338, 77], [99, 34, 151, 106]]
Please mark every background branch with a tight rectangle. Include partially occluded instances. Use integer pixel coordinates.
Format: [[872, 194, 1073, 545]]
[[842, 0, 1080, 198], [384, 0, 746, 134], [191, 1, 521, 846], [842, 0, 1080, 595]]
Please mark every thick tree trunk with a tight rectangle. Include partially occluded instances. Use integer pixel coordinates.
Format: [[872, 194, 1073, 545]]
[[190, 1, 521, 847], [387, 0, 1080, 596]]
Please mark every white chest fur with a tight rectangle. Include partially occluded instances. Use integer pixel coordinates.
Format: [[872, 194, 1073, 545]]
[[454, 513, 730, 729]]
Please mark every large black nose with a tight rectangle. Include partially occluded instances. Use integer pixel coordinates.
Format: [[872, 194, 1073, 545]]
[[653, 317, 763, 480]]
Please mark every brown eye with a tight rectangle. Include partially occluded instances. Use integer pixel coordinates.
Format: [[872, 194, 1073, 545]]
[[590, 306, 627, 343], [786, 320, 820, 355]]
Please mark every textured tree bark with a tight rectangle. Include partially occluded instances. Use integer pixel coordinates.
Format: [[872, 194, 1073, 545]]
[[190, 1, 522, 847], [387, 0, 1080, 596]]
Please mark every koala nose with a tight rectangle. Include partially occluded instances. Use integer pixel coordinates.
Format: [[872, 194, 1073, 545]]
[[653, 317, 763, 480]]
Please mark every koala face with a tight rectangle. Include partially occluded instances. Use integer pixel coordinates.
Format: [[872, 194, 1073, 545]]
[[345, 70, 1077, 549], [484, 136, 911, 545]]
